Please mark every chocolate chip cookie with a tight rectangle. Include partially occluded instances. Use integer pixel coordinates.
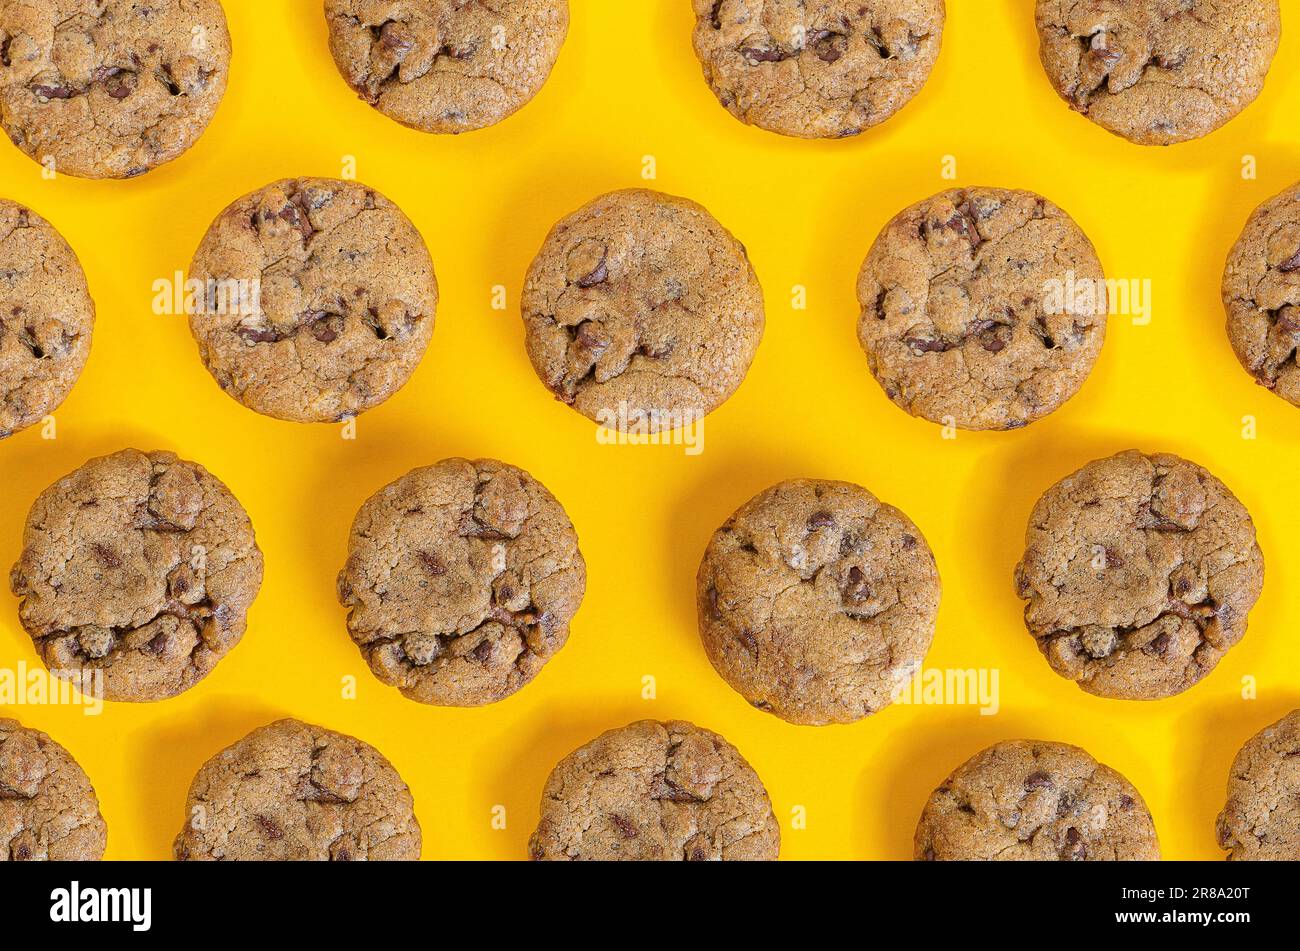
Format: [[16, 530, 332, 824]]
[[1035, 0, 1281, 146], [0, 718, 107, 861], [0, 0, 231, 179], [1223, 181, 1300, 404], [338, 457, 585, 706], [324, 0, 569, 134], [1015, 451, 1264, 701], [0, 198, 94, 439], [188, 177, 438, 423], [857, 187, 1107, 430], [915, 740, 1160, 861], [529, 719, 780, 861], [522, 188, 764, 432], [692, 0, 945, 139], [174, 718, 421, 861], [1217, 710, 1300, 860], [697, 478, 940, 725], [9, 448, 264, 702]]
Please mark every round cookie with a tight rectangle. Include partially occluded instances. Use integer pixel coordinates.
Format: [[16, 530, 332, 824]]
[[0, 718, 106, 861], [0, 199, 94, 439], [915, 740, 1160, 861], [324, 0, 568, 134], [1015, 450, 1263, 701], [528, 719, 780, 861], [857, 186, 1107, 431], [692, 0, 946, 139], [1035, 0, 1280, 146], [0, 0, 231, 179], [1217, 710, 1300, 860], [521, 188, 764, 432], [696, 478, 940, 726], [188, 177, 438, 423], [9, 448, 264, 702], [338, 457, 585, 707], [1223, 181, 1300, 404], [174, 718, 421, 861]]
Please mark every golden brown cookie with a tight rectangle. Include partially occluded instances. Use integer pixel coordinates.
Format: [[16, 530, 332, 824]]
[[338, 457, 586, 706], [1217, 710, 1300, 860], [522, 188, 764, 433], [0, 198, 94, 439], [915, 740, 1160, 861], [857, 186, 1107, 430], [324, 0, 569, 133], [697, 478, 940, 725], [0, 0, 232, 178], [1035, 0, 1280, 146], [529, 719, 780, 861], [9, 448, 264, 702], [692, 0, 946, 138], [188, 177, 438, 423], [174, 718, 421, 861], [1223, 180, 1300, 404], [1015, 450, 1264, 700], [0, 718, 106, 861]]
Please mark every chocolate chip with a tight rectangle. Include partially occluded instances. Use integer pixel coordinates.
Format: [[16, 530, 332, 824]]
[[906, 337, 950, 354], [235, 326, 283, 345], [1024, 771, 1054, 791], [574, 320, 610, 350], [470, 640, 493, 663], [807, 510, 836, 531], [1118, 794, 1135, 811], [842, 565, 870, 603], [91, 543, 121, 569], [1062, 827, 1087, 860], [575, 257, 608, 288], [741, 46, 788, 63], [416, 550, 445, 576], [32, 84, 74, 100], [1104, 548, 1124, 569], [1148, 632, 1171, 656], [254, 815, 283, 840], [145, 632, 168, 655], [610, 814, 638, 838], [1279, 248, 1300, 273]]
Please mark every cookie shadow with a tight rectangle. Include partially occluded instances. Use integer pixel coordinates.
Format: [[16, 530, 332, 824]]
[[1172, 692, 1300, 860], [865, 706, 1049, 859], [128, 697, 289, 860], [661, 445, 831, 655], [479, 700, 652, 861]]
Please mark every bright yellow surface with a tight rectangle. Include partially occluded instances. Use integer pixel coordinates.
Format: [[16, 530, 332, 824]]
[[2, 0, 1299, 862]]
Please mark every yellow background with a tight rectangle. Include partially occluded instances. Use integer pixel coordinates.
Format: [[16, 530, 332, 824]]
[[2, 0, 1298, 861]]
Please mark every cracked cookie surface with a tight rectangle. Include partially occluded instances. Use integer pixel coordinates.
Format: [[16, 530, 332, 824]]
[[1035, 0, 1280, 146], [915, 740, 1160, 860], [325, 0, 569, 134], [697, 478, 940, 725], [857, 186, 1107, 431], [338, 457, 585, 706], [1015, 450, 1263, 701], [1223, 181, 1300, 405], [1217, 709, 1300, 860], [0, 0, 231, 179], [528, 719, 780, 860], [174, 718, 421, 861], [0, 718, 106, 860], [188, 177, 438, 423], [9, 448, 264, 702], [0, 199, 94, 439], [692, 0, 945, 139], [522, 188, 764, 432]]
